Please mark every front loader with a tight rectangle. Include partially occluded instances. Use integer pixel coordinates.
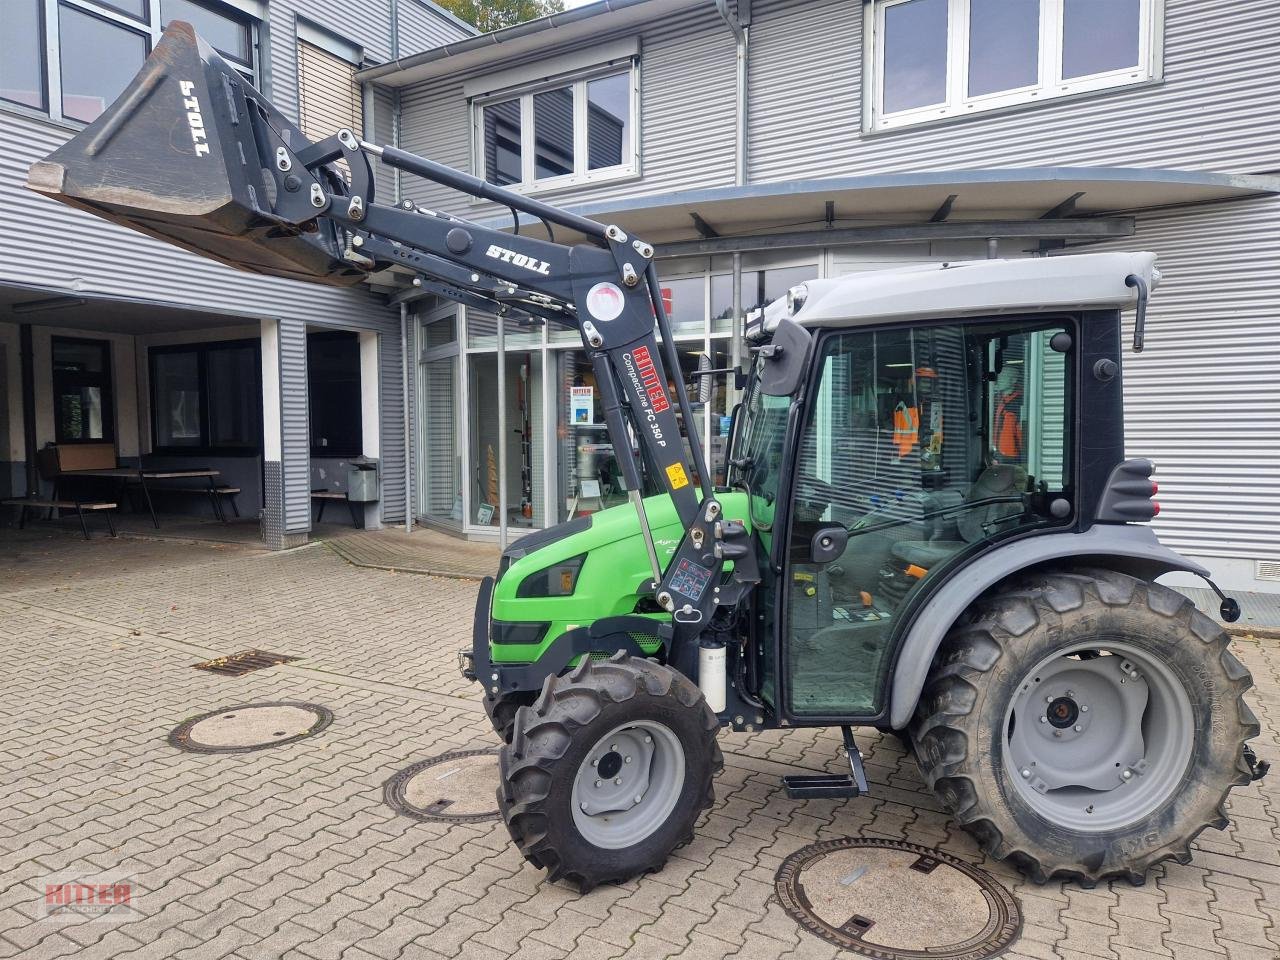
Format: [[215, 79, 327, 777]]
[[33, 22, 1266, 893]]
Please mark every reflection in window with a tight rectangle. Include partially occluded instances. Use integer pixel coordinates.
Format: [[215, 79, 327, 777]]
[[967, 0, 1039, 96], [52, 338, 113, 443], [659, 277, 706, 337], [58, 4, 149, 123], [162, 0, 252, 67], [533, 87, 574, 180], [153, 351, 202, 448], [882, 0, 949, 114], [1062, 0, 1140, 79], [483, 100, 522, 186], [2, 0, 45, 109], [587, 73, 629, 170], [477, 67, 633, 188]]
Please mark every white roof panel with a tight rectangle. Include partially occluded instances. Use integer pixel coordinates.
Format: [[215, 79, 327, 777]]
[[771, 251, 1158, 332]]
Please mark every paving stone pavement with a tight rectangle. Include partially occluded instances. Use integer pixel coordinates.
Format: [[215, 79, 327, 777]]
[[0, 536, 1277, 960]]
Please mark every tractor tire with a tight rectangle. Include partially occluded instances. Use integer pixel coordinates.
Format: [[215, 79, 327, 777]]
[[498, 651, 722, 892], [910, 567, 1259, 886], [486, 691, 536, 744]]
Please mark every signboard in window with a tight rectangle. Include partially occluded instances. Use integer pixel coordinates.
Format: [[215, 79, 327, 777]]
[[570, 386, 594, 425]]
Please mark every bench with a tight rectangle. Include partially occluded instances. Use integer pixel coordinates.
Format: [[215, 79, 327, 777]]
[[3, 497, 117, 540], [311, 490, 361, 527]]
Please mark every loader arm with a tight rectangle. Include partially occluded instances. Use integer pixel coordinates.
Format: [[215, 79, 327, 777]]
[[26, 22, 757, 660]]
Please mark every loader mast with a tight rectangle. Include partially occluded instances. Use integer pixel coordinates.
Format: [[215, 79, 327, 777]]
[[273, 123, 756, 640]]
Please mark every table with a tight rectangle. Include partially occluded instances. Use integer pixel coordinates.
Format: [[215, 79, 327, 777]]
[[54, 467, 225, 528]]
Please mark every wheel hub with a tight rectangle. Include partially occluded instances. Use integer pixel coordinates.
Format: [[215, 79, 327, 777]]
[[578, 731, 655, 817], [1004, 642, 1193, 832]]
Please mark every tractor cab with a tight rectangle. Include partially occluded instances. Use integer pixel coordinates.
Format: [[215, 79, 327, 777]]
[[729, 253, 1156, 724]]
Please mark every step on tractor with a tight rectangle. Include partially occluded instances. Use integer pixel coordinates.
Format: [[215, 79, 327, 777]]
[[36, 22, 1268, 894]]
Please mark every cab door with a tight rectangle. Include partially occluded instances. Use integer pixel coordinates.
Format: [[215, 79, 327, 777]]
[[779, 317, 1074, 721]]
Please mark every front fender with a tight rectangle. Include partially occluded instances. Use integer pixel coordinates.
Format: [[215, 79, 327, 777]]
[[887, 524, 1210, 729]]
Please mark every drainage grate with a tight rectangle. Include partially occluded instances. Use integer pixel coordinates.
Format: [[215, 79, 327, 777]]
[[776, 837, 1023, 960], [193, 650, 300, 676], [384, 749, 502, 823]]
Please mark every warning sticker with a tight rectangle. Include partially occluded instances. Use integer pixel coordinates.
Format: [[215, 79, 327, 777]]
[[668, 557, 713, 602], [666, 463, 690, 489]]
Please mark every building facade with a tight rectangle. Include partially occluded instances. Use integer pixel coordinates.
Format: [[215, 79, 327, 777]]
[[369, 0, 1279, 593], [0, 0, 471, 547]]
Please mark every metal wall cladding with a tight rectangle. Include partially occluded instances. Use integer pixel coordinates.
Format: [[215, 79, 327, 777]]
[[396, 0, 473, 58], [748, 0, 1280, 181], [278, 318, 313, 533], [1075, 197, 1280, 561], [379, 322, 409, 523], [371, 84, 398, 202], [397, 3, 738, 218]]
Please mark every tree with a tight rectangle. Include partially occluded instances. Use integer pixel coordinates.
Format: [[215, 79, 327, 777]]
[[436, 0, 565, 33]]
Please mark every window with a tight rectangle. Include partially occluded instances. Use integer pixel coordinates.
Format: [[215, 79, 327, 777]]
[[870, 0, 1159, 130], [1, 0, 46, 110], [780, 319, 1072, 716], [150, 340, 260, 454], [308, 332, 363, 457], [4, 0, 256, 124], [52, 337, 114, 443], [475, 65, 636, 190], [58, 4, 150, 123], [161, 0, 253, 78], [296, 28, 363, 147]]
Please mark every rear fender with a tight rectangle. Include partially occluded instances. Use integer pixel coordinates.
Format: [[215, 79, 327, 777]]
[[887, 524, 1209, 729]]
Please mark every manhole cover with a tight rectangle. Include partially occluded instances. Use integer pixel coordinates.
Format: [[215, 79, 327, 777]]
[[384, 749, 501, 822], [193, 650, 300, 676], [169, 702, 333, 754], [775, 838, 1023, 960]]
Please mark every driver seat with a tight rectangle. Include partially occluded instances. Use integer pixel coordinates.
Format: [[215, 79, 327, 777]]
[[890, 463, 1026, 569]]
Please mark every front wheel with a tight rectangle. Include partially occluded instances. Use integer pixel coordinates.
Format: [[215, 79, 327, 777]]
[[911, 568, 1259, 885], [498, 652, 722, 892]]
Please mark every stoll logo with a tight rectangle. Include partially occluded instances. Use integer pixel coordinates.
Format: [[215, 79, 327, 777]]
[[40, 873, 141, 922], [484, 244, 551, 276], [178, 80, 211, 157]]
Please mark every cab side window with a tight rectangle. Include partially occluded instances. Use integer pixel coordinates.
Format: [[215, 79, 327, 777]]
[[784, 318, 1072, 718]]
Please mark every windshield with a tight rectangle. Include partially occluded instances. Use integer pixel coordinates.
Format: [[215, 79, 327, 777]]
[[730, 354, 791, 530]]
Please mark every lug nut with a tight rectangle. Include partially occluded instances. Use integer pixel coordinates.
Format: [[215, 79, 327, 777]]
[[1073, 725, 1082, 732], [614, 778, 622, 786], [1080, 705, 1089, 713], [624, 756, 632, 764], [594, 780, 601, 788], [591, 758, 598, 767], [634, 795, 643, 804], [580, 803, 587, 811], [644, 736, 652, 744], [1040, 717, 1047, 724], [1021, 769, 1031, 779], [1046, 695, 1053, 703], [1122, 770, 1133, 780]]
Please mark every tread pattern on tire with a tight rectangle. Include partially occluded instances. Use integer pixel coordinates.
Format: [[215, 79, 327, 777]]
[[498, 651, 723, 892], [909, 566, 1259, 886]]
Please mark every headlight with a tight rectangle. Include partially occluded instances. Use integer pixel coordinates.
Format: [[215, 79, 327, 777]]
[[516, 553, 586, 598]]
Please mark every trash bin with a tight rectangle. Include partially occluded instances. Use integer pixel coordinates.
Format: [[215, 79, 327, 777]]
[[347, 459, 379, 503]]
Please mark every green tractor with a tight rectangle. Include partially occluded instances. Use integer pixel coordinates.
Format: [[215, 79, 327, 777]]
[[36, 21, 1265, 897], [470, 255, 1263, 891]]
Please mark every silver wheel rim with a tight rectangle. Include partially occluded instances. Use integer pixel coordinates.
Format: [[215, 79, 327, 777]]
[[1004, 640, 1194, 832], [571, 720, 686, 850]]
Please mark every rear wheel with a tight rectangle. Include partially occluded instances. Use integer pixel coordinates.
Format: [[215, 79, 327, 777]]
[[498, 652, 722, 892], [911, 568, 1259, 884]]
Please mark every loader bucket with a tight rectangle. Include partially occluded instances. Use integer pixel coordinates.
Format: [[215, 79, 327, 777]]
[[27, 21, 367, 286]]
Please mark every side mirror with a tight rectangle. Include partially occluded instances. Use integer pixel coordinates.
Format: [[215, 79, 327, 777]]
[[759, 317, 812, 397]]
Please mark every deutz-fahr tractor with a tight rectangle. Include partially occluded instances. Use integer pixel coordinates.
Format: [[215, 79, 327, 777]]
[[32, 21, 1265, 896]]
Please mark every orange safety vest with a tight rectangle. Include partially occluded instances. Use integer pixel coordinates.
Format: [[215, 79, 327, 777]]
[[995, 388, 1024, 459], [892, 402, 919, 457]]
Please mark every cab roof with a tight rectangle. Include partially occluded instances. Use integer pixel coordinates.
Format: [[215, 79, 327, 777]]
[[753, 251, 1158, 335]]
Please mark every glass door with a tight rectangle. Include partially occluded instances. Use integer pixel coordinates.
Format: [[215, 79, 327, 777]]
[[418, 307, 462, 525]]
